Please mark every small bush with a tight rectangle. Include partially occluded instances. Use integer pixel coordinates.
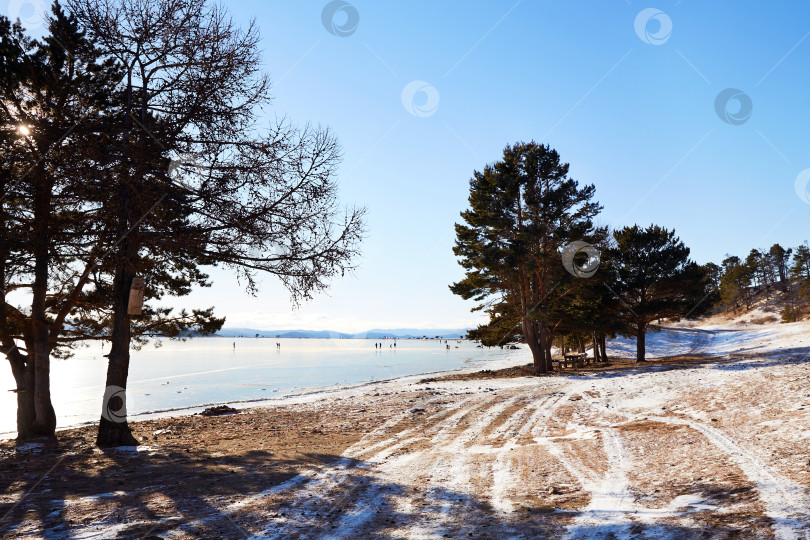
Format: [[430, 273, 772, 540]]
[[751, 315, 778, 325]]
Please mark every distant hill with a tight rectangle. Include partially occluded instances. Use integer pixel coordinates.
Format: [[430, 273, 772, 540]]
[[215, 327, 471, 339]]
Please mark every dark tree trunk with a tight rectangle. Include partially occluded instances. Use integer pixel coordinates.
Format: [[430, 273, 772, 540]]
[[636, 324, 646, 362], [8, 355, 35, 440], [31, 183, 56, 437], [592, 332, 600, 363], [97, 82, 139, 448], [96, 261, 139, 447], [523, 319, 547, 373]]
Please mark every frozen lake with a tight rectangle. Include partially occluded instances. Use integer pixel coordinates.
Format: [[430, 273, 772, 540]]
[[0, 337, 526, 439]]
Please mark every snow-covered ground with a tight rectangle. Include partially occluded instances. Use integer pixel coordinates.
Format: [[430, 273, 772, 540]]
[[609, 320, 810, 359], [237, 323, 810, 538], [6, 321, 810, 538]]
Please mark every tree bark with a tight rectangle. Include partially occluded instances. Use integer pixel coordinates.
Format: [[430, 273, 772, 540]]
[[523, 319, 547, 373], [97, 75, 139, 447], [96, 264, 139, 447], [30, 182, 56, 436], [636, 324, 646, 362], [591, 332, 600, 363], [7, 353, 35, 440], [599, 333, 608, 362]]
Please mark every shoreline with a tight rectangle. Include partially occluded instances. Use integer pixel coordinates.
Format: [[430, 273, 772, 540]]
[[0, 346, 529, 441], [5, 319, 808, 441]]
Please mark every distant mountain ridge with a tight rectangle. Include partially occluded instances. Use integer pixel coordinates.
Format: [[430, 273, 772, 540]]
[[215, 327, 470, 339]]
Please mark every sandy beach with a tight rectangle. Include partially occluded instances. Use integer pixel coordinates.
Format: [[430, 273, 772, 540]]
[[2, 323, 810, 538]]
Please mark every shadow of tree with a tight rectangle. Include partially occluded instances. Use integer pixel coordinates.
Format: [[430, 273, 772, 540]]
[[0, 436, 776, 539], [0, 435, 339, 538], [550, 348, 810, 381]]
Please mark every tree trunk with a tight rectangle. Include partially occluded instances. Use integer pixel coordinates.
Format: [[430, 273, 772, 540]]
[[30, 183, 56, 437], [97, 90, 139, 447], [8, 355, 35, 440], [599, 333, 608, 362], [523, 319, 546, 373], [96, 260, 139, 447], [539, 325, 554, 372], [591, 332, 600, 363], [32, 345, 55, 436], [636, 324, 646, 362]]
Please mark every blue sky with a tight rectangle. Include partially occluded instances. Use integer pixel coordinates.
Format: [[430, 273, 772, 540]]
[[13, 0, 810, 332], [201, 0, 810, 332]]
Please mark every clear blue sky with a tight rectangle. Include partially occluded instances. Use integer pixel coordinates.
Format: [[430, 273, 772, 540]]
[[24, 0, 806, 332], [176, 0, 810, 332]]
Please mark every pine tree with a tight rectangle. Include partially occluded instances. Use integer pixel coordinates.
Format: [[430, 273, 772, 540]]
[[0, 4, 123, 439], [608, 225, 710, 362], [792, 243, 810, 302], [719, 256, 753, 310], [769, 244, 792, 292], [451, 142, 601, 373]]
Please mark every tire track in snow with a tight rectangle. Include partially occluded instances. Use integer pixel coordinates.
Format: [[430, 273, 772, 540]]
[[545, 428, 635, 540], [576, 374, 810, 539], [258, 393, 515, 539], [246, 394, 483, 538], [652, 416, 810, 540], [319, 393, 526, 539], [487, 397, 554, 514], [487, 384, 586, 516], [379, 394, 527, 538], [348, 394, 479, 459]]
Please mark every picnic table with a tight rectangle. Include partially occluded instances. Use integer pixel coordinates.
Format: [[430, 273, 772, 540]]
[[558, 352, 587, 369]]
